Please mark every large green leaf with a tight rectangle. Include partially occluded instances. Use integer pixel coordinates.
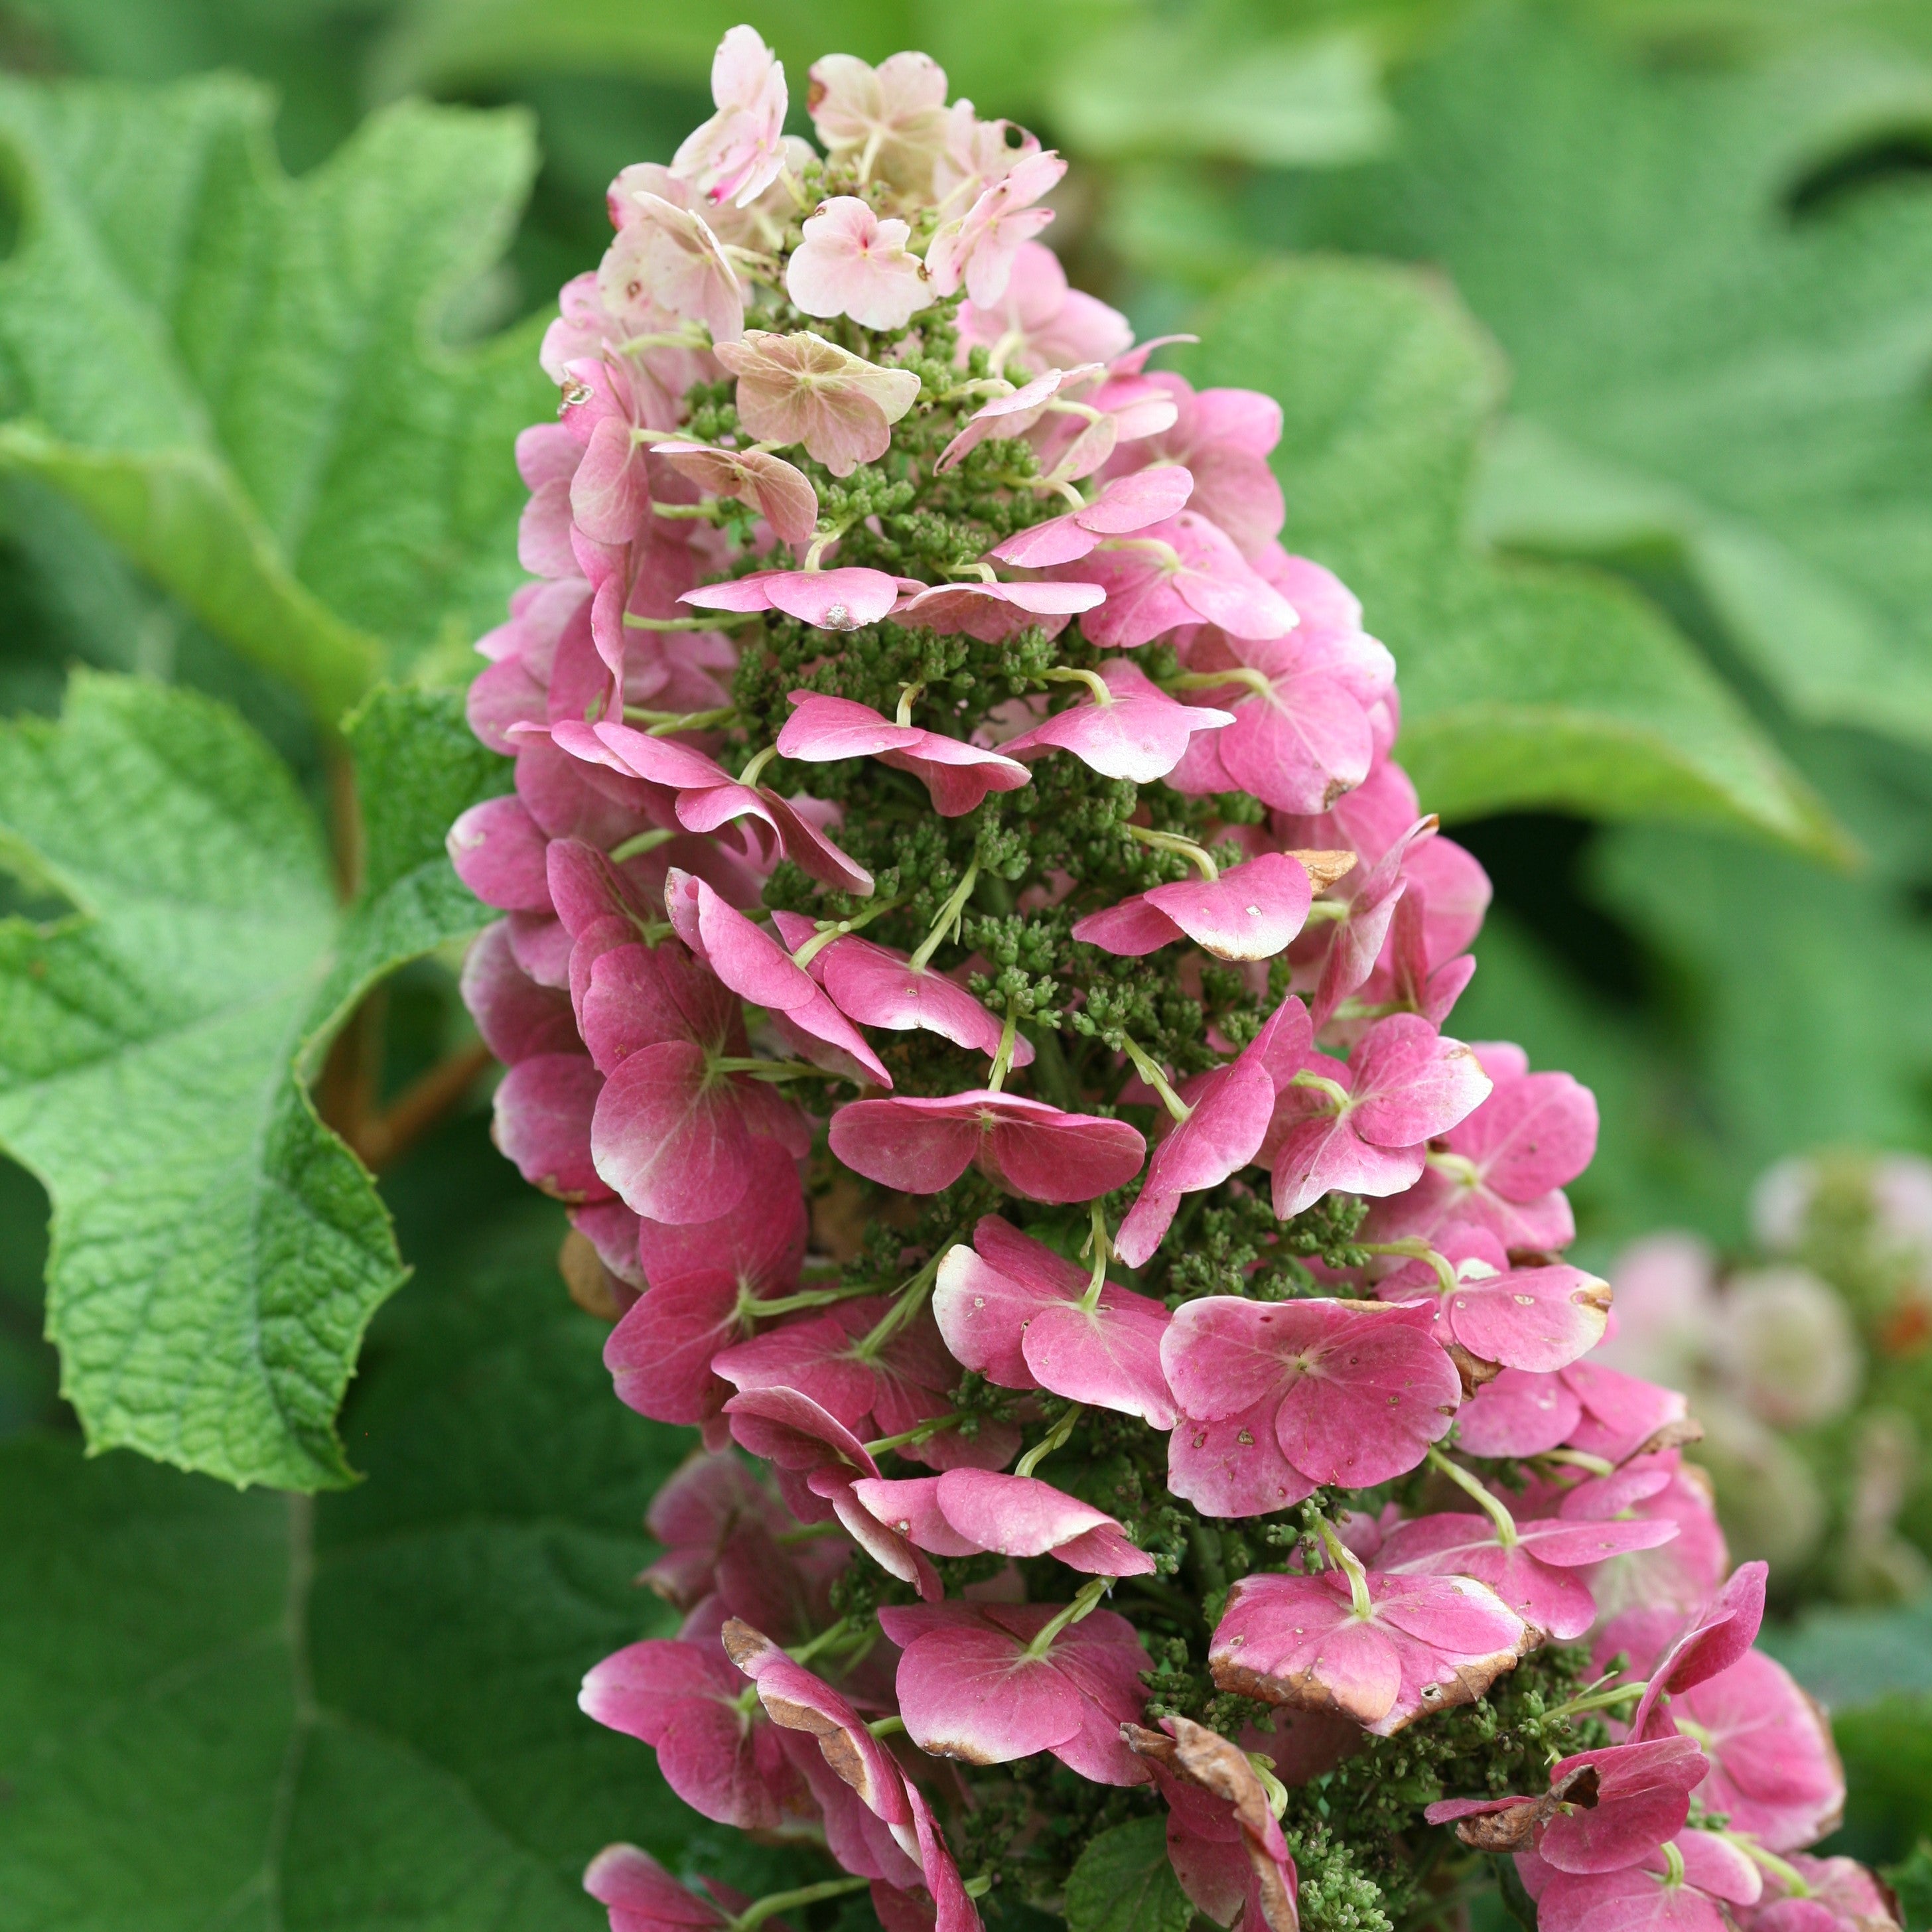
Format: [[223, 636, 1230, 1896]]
[[1064, 1816, 1193, 1932], [0, 74, 551, 723], [1264, 5, 1932, 751], [0, 1171, 772, 1932], [1180, 259, 1842, 856], [0, 673, 504, 1489]]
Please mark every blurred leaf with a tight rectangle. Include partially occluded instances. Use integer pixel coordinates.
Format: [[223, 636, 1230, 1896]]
[[1592, 818, 1932, 1206], [1446, 908, 1718, 1255], [0, 673, 503, 1489], [5, 0, 380, 170], [0, 75, 550, 725], [373, 0, 931, 100], [375, 0, 1390, 167], [1052, 23, 1391, 165], [1761, 1594, 1932, 1707], [1065, 1816, 1193, 1932], [1179, 258, 1843, 857], [1886, 1840, 1932, 1932], [0, 1168, 750, 1931], [1582, 0, 1932, 64], [0, 1154, 56, 1436], [1267, 6, 1932, 751], [1820, 1694, 1932, 1866]]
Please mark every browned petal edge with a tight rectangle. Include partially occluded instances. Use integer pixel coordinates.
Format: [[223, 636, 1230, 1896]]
[[1452, 1763, 1598, 1852], [1634, 1416, 1706, 1458], [1367, 1625, 1543, 1739], [721, 1617, 882, 1797], [1208, 1651, 1390, 1729], [1444, 1340, 1502, 1396], [558, 1229, 627, 1322], [1286, 849, 1359, 892], [1123, 1719, 1299, 1932]]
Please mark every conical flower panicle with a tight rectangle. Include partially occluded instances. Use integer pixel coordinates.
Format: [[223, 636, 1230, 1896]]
[[445, 28, 1884, 1932]]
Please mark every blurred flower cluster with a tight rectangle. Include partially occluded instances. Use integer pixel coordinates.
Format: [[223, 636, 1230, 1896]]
[[1602, 1153, 1932, 1604]]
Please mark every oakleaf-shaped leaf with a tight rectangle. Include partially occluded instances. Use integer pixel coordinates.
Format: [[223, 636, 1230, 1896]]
[[0, 672, 505, 1489], [0, 1192, 761, 1929], [1275, 7, 1932, 751], [0, 75, 551, 723], [1180, 258, 1844, 858]]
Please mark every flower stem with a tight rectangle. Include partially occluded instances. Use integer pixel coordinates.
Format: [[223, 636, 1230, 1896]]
[[1015, 1403, 1085, 1479], [853, 1247, 949, 1361], [1249, 1752, 1291, 1820], [1363, 1239, 1458, 1297], [623, 611, 758, 630], [1426, 1444, 1519, 1545], [1722, 1834, 1811, 1896], [1040, 665, 1113, 705], [730, 1877, 871, 1932], [1165, 665, 1274, 700], [708, 1058, 826, 1081], [987, 998, 1022, 1092], [866, 1713, 905, 1739], [738, 744, 780, 790], [786, 1618, 855, 1667], [744, 1280, 886, 1321], [789, 896, 903, 971], [1125, 823, 1218, 880], [1119, 1034, 1192, 1124], [622, 705, 739, 735], [908, 859, 979, 972], [607, 827, 678, 864], [1290, 1067, 1351, 1113], [1079, 1200, 1112, 1310], [1316, 1516, 1375, 1619], [895, 681, 926, 726], [1544, 1677, 1649, 1722], [1022, 1576, 1111, 1658], [864, 1411, 965, 1458]]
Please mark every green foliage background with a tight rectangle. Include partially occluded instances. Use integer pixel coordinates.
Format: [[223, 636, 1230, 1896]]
[[1, 0, 1930, 1925]]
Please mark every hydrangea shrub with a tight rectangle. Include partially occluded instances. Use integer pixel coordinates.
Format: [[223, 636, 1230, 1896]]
[[449, 29, 1894, 1932]]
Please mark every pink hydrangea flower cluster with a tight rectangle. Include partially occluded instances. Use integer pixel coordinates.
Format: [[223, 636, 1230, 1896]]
[[450, 28, 1893, 1932]]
